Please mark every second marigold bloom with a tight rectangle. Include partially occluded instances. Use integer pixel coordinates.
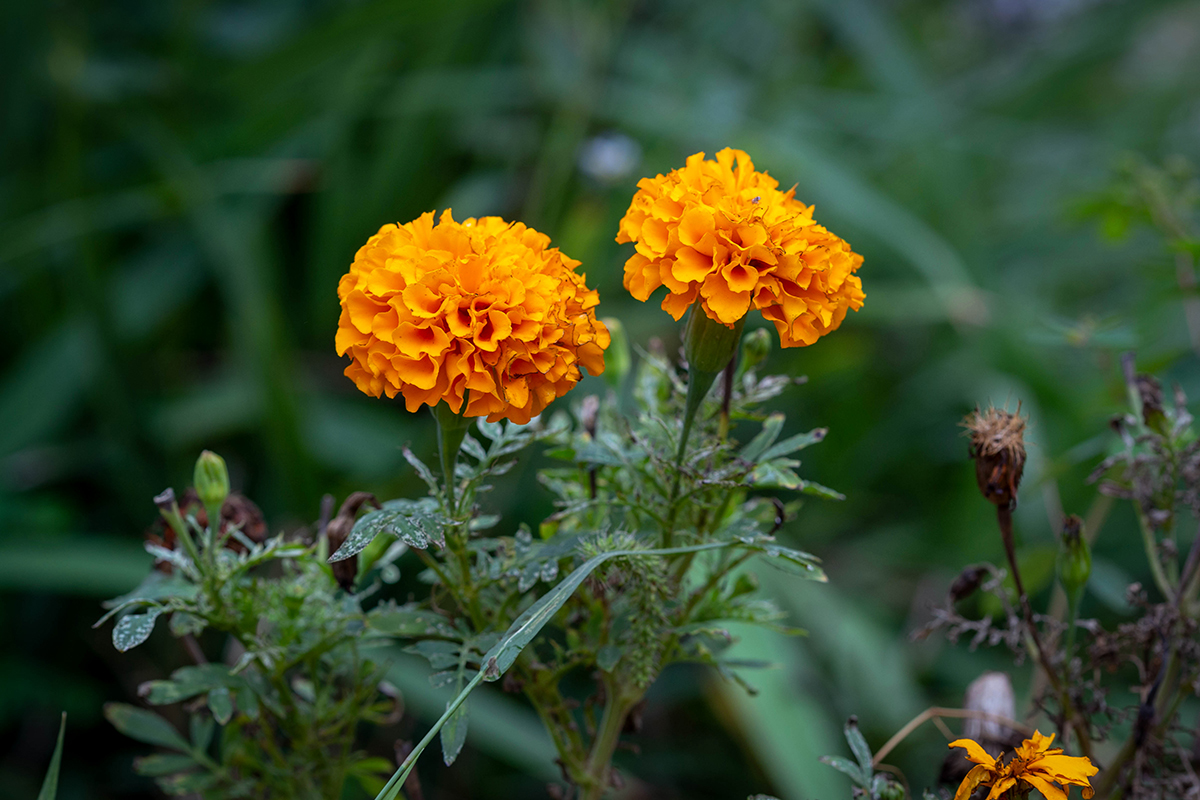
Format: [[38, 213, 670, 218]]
[[617, 148, 865, 347], [336, 210, 609, 424]]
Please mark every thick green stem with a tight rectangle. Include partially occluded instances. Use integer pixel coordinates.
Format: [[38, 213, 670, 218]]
[[432, 399, 473, 517], [580, 686, 641, 800], [664, 308, 744, 546]]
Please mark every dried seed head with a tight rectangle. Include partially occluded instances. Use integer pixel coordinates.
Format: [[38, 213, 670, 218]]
[[949, 565, 990, 603], [963, 405, 1027, 507]]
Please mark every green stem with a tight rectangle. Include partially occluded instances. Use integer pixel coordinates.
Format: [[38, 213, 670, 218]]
[[580, 685, 640, 800], [998, 505, 1093, 758], [432, 399, 473, 517], [1134, 504, 1176, 602], [664, 307, 744, 547]]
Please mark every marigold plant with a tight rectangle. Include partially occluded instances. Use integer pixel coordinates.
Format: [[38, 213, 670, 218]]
[[336, 209, 609, 423], [950, 731, 1097, 800], [617, 148, 865, 346]]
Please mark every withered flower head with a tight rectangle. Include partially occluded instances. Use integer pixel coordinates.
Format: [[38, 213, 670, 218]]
[[325, 492, 382, 592], [964, 405, 1027, 508]]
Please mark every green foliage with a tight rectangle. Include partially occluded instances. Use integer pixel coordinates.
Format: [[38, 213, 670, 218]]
[[98, 456, 400, 799], [5, 0, 1200, 797], [351, 332, 836, 799], [820, 718, 904, 800]]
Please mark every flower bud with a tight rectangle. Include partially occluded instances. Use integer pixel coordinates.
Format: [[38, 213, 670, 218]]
[[193, 451, 230, 512], [740, 327, 771, 372], [1057, 514, 1091, 598], [963, 406, 1026, 507], [682, 304, 745, 374], [600, 317, 631, 390]]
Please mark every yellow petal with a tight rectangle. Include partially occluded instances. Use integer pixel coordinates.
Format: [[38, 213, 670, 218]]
[[947, 739, 997, 769], [953, 764, 994, 800]]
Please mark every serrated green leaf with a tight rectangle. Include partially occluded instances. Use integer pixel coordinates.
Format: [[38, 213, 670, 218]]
[[237, 687, 259, 720], [368, 604, 457, 638], [739, 413, 785, 462], [101, 570, 198, 611], [36, 713, 66, 800], [799, 480, 845, 501], [140, 664, 242, 705], [757, 428, 826, 462], [105, 703, 191, 752], [736, 539, 827, 582], [207, 687, 233, 725], [331, 498, 447, 562], [440, 699, 469, 766], [747, 460, 803, 490], [112, 608, 163, 652], [844, 719, 874, 778], [133, 753, 199, 777], [190, 714, 215, 752], [573, 440, 623, 466], [819, 755, 868, 786]]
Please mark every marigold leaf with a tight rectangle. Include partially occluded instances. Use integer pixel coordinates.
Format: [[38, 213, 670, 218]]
[[844, 719, 874, 777], [331, 498, 446, 562], [104, 703, 191, 752], [113, 608, 163, 652], [139, 664, 242, 706], [368, 604, 457, 638], [739, 413, 785, 462], [819, 755, 868, 786], [757, 428, 826, 462], [207, 687, 233, 725], [439, 699, 469, 766], [133, 753, 198, 778]]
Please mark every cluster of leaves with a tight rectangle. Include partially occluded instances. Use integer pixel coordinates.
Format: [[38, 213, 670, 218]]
[[339, 330, 838, 800], [99, 484, 400, 799]]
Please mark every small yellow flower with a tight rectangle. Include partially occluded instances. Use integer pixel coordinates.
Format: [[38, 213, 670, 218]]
[[336, 210, 609, 424], [950, 731, 1097, 800], [616, 148, 864, 347]]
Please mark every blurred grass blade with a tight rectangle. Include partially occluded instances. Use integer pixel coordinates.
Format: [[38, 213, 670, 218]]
[[36, 713, 66, 800]]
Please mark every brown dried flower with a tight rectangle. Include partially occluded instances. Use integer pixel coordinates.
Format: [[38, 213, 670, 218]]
[[964, 405, 1027, 508]]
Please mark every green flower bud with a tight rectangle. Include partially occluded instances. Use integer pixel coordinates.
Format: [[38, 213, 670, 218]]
[[600, 317, 631, 390], [682, 305, 745, 374], [1057, 514, 1091, 598], [194, 450, 230, 513], [740, 327, 771, 372]]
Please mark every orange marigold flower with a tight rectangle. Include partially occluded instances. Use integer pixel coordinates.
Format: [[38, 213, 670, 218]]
[[616, 148, 864, 347], [336, 210, 609, 424], [950, 731, 1097, 800]]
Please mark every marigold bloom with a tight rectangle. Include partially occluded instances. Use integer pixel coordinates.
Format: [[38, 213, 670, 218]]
[[616, 148, 864, 347], [336, 210, 609, 424], [950, 731, 1097, 800]]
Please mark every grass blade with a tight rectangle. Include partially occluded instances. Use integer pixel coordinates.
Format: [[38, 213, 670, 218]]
[[37, 713, 66, 800]]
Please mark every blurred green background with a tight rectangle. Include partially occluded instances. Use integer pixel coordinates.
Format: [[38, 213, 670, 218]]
[[3, 0, 1199, 797]]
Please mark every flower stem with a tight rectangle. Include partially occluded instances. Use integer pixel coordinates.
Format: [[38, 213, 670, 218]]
[[997, 505, 1093, 759], [432, 399, 473, 516], [580, 684, 641, 800]]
